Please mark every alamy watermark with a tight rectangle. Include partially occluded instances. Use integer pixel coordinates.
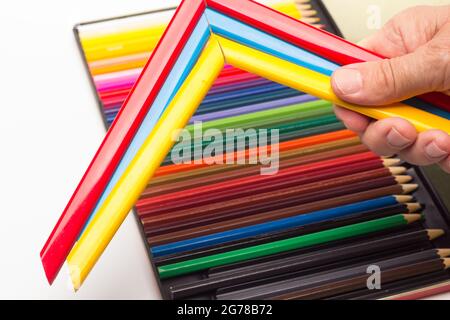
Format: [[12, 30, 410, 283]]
[[170, 121, 280, 175], [367, 264, 381, 290]]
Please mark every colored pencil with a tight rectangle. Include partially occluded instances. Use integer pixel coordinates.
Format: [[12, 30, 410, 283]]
[[170, 229, 443, 299], [157, 214, 422, 279], [217, 250, 450, 300], [137, 164, 409, 213], [140, 167, 408, 219], [217, 36, 450, 133], [150, 187, 414, 257], [41, 0, 206, 284], [66, 38, 224, 290], [206, 0, 450, 109], [142, 170, 414, 226], [154, 202, 422, 266], [145, 187, 415, 245], [142, 142, 367, 196]]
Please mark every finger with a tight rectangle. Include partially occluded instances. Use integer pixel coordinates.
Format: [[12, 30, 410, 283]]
[[359, 5, 450, 58], [398, 129, 450, 165], [439, 156, 450, 173], [331, 16, 450, 106], [359, 117, 417, 156], [333, 105, 370, 133]]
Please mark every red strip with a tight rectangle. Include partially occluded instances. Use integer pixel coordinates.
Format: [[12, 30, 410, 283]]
[[207, 0, 450, 110], [40, 0, 206, 284]]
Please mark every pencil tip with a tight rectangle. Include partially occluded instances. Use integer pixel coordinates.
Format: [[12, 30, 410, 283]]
[[403, 214, 421, 224], [428, 229, 445, 240], [406, 203, 421, 213], [389, 166, 407, 175], [401, 184, 418, 194], [437, 249, 450, 258], [395, 175, 413, 184], [383, 158, 401, 167], [443, 258, 450, 270], [394, 195, 413, 203]]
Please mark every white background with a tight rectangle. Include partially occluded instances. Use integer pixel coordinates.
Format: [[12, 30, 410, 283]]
[[0, 0, 448, 299]]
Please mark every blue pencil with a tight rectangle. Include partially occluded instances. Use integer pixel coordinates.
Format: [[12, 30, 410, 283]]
[[151, 195, 404, 257]]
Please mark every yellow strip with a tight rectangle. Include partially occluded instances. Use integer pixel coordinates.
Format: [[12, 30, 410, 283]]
[[67, 38, 225, 289], [82, 1, 301, 62], [217, 36, 450, 134]]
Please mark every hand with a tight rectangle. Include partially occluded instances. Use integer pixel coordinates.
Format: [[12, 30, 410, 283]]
[[331, 5, 450, 173]]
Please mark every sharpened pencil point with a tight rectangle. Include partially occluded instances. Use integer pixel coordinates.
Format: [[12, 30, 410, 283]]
[[427, 229, 445, 240], [443, 258, 450, 270], [383, 158, 401, 166], [401, 184, 418, 194], [406, 203, 421, 212], [389, 166, 407, 175], [402, 214, 421, 224], [394, 195, 413, 203], [437, 249, 450, 258], [67, 262, 81, 292], [394, 175, 413, 184]]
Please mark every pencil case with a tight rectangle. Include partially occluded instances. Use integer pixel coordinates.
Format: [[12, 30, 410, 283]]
[[40, 0, 450, 298]]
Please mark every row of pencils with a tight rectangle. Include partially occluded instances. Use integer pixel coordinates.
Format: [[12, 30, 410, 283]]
[[74, 0, 450, 299]]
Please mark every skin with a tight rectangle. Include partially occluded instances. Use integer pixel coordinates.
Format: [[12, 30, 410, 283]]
[[331, 5, 450, 173]]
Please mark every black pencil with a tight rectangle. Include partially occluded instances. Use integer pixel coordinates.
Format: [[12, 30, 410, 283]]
[[156, 202, 421, 267], [215, 249, 450, 300], [169, 229, 443, 299]]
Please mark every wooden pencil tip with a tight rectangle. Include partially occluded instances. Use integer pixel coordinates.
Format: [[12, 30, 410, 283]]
[[427, 229, 445, 240], [389, 166, 407, 175], [401, 184, 419, 194], [67, 262, 81, 292], [299, 9, 317, 17], [402, 214, 421, 224], [383, 158, 401, 167], [296, 4, 312, 10], [394, 175, 413, 184], [406, 202, 422, 213], [437, 249, 450, 258], [300, 17, 321, 23], [443, 258, 450, 270], [295, 0, 311, 4], [394, 195, 413, 203]]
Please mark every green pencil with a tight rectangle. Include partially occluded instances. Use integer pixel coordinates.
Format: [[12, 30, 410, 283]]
[[186, 100, 333, 133], [158, 214, 421, 279]]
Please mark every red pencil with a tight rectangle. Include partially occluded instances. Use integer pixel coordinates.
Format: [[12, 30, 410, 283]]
[[40, 0, 206, 284], [136, 152, 383, 214]]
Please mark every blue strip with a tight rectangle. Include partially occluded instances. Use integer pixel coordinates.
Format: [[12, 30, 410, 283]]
[[80, 16, 211, 235], [151, 195, 398, 257], [206, 8, 337, 76]]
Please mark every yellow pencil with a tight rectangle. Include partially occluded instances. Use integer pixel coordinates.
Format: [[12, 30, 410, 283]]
[[217, 36, 450, 134], [66, 37, 225, 290], [81, 1, 302, 62]]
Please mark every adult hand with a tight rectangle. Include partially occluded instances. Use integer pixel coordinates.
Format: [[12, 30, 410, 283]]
[[331, 5, 450, 172]]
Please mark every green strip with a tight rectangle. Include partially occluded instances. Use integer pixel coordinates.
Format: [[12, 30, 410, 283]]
[[158, 214, 411, 279], [186, 100, 333, 133]]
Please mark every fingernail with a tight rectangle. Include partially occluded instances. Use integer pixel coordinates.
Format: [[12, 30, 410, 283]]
[[387, 128, 412, 148], [332, 68, 363, 95], [425, 141, 448, 159]]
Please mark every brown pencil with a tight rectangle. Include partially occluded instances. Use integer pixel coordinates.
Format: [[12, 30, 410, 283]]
[[146, 185, 415, 246]]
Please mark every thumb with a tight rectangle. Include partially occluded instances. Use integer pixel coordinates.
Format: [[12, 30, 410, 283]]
[[331, 39, 449, 106]]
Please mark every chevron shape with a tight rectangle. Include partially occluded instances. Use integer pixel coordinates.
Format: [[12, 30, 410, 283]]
[[41, 0, 450, 289]]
